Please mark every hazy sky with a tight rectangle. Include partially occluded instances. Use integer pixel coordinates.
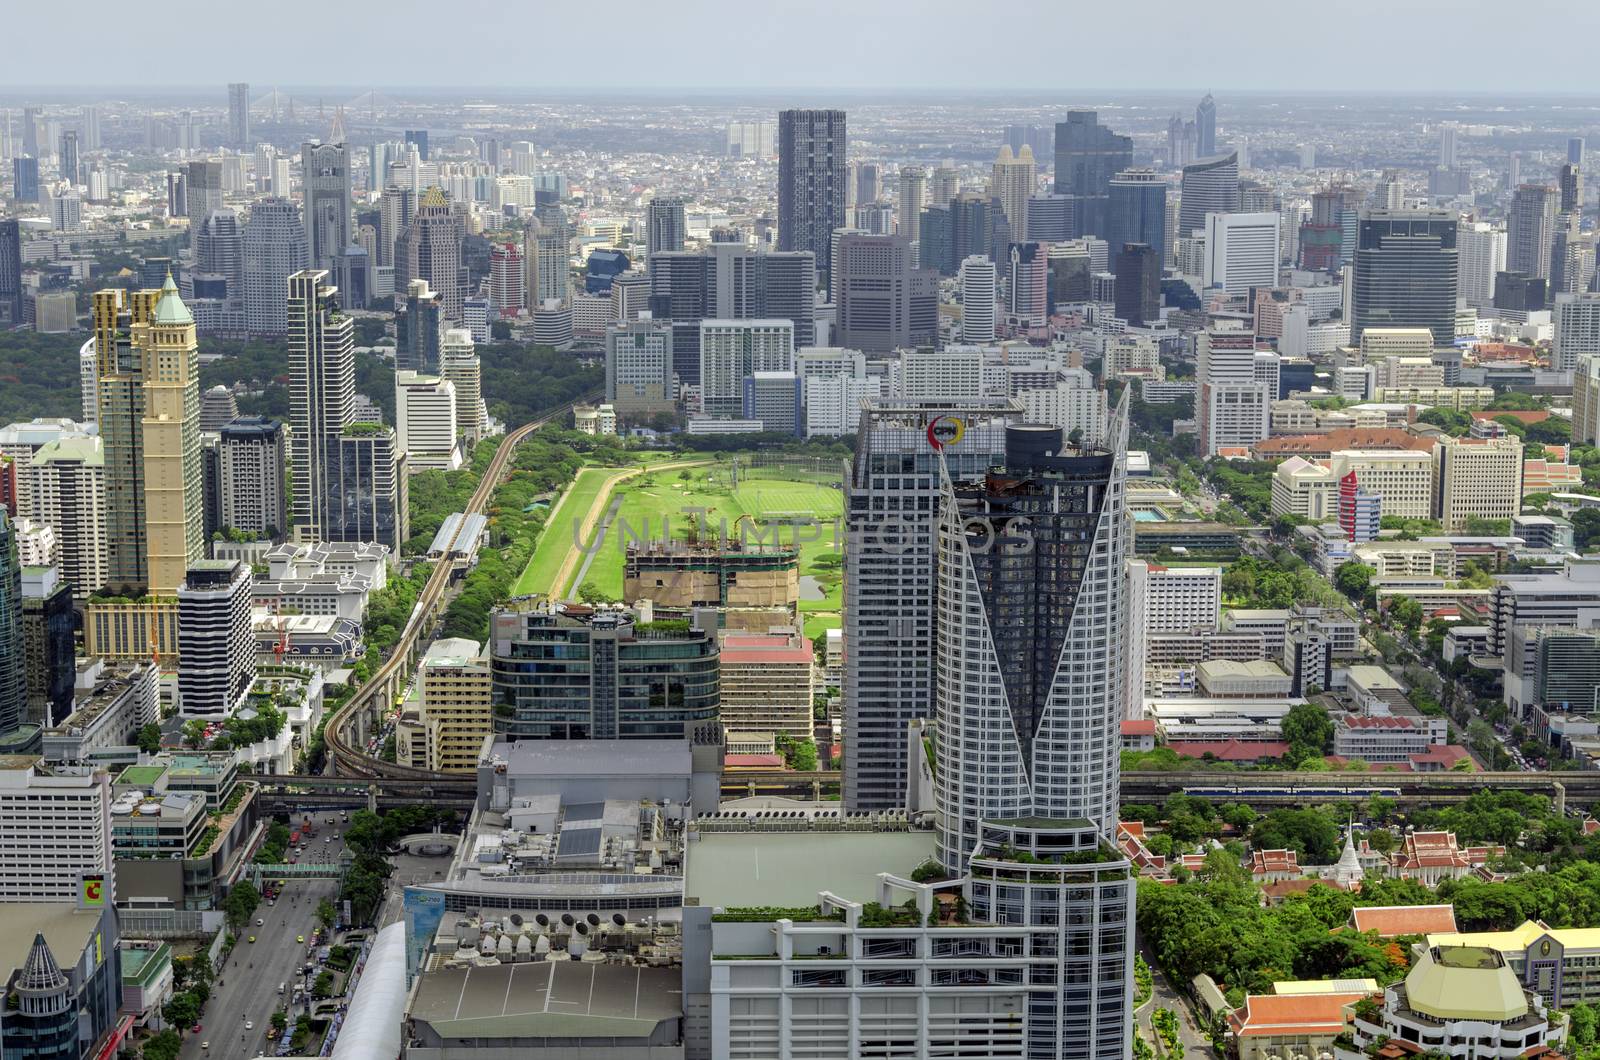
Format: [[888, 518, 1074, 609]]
[[9, 0, 1600, 94]]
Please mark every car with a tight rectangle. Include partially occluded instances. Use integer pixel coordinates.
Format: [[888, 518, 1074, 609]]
[[256, 917, 263, 926], [248, 935, 256, 944], [296, 935, 305, 944], [192, 1025, 202, 1033], [245, 1022, 254, 1031], [201, 1043, 210, 1052]]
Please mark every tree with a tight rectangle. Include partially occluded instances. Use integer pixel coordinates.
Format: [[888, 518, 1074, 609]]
[[1281, 702, 1334, 762], [181, 719, 208, 749], [136, 722, 163, 754], [1366, 827, 1397, 854], [162, 992, 201, 1031], [1367, 795, 1397, 824], [222, 880, 260, 934], [1417, 408, 1471, 435], [142, 1029, 183, 1060], [1334, 561, 1375, 601], [1389, 596, 1424, 634], [1251, 808, 1342, 862], [316, 898, 337, 930]]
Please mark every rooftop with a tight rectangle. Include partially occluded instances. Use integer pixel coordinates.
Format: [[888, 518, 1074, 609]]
[[686, 829, 936, 908], [409, 961, 681, 1040], [1350, 905, 1458, 937]]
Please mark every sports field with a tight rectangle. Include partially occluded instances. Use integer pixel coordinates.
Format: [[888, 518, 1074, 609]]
[[575, 464, 845, 609], [510, 467, 617, 597]]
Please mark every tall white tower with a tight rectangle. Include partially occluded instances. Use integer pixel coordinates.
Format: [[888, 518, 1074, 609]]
[[958, 255, 997, 344]]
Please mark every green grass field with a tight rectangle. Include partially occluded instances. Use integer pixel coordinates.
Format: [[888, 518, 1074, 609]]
[[576, 466, 845, 609], [510, 467, 618, 597]]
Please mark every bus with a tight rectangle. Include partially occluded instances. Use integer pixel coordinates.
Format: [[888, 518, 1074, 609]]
[[289, 830, 300, 846]]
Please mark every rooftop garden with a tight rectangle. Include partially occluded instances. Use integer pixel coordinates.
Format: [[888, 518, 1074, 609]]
[[711, 905, 845, 923]]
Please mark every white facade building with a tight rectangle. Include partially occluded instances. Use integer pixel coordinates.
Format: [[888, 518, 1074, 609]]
[[1203, 211, 1281, 296], [0, 757, 115, 903], [395, 371, 460, 472], [1457, 221, 1507, 309], [1553, 293, 1600, 373], [959, 255, 997, 344], [698, 319, 795, 418]]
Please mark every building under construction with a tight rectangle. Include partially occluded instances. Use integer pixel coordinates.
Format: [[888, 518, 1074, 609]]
[[623, 540, 799, 609]]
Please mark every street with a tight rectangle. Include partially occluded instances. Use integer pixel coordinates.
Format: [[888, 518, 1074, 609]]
[[182, 823, 350, 1060], [1137, 943, 1214, 1058]]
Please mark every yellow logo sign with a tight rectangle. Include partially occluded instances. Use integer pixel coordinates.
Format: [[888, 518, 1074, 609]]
[[82, 875, 105, 906]]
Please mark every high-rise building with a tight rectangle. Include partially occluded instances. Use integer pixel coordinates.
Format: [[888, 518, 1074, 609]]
[[489, 602, 721, 744], [919, 192, 997, 275], [22, 437, 106, 601], [1198, 329, 1274, 456], [1576, 355, 1600, 445], [1553, 293, 1600, 373], [1114, 243, 1161, 326], [227, 83, 250, 146], [606, 318, 676, 417], [645, 197, 686, 260], [1106, 168, 1167, 267], [1434, 436, 1523, 532], [488, 241, 524, 317], [177, 560, 254, 717], [193, 207, 242, 305], [288, 270, 354, 545], [1438, 122, 1459, 168], [897, 165, 927, 246], [524, 215, 571, 307], [21, 566, 75, 727], [843, 401, 1014, 811], [0, 218, 22, 326], [396, 279, 444, 374], [1053, 110, 1132, 238], [1007, 241, 1050, 327], [404, 129, 430, 161], [1196, 93, 1217, 157], [932, 417, 1136, 1060], [13, 156, 41, 205], [1350, 209, 1459, 347], [646, 244, 815, 386], [928, 166, 959, 208], [1559, 163, 1583, 215], [1507, 184, 1558, 284], [698, 319, 794, 418], [0, 511, 30, 752], [854, 162, 882, 206], [777, 109, 847, 285], [185, 159, 223, 253], [0, 754, 115, 896], [833, 233, 938, 352], [90, 279, 203, 596], [332, 427, 408, 552], [301, 139, 352, 269], [1457, 221, 1507, 309], [1178, 151, 1240, 239], [1203, 211, 1281, 296], [395, 372, 460, 471], [395, 186, 463, 321], [959, 255, 997, 343], [241, 198, 310, 337], [20, 106, 41, 157], [377, 183, 414, 268], [218, 416, 287, 536], [990, 146, 1035, 242], [724, 120, 775, 158], [56, 131, 77, 186], [440, 329, 483, 446]]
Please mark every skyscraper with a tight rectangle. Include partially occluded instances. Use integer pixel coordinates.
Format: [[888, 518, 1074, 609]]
[[395, 186, 464, 321], [1559, 163, 1583, 215], [843, 402, 1014, 811], [1053, 110, 1132, 238], [959, 255, 997, 343], [177, 560, 254, 717], [854, 161, 881, 206], [1350, 209, 1459, 347], [1456, 220, 1507, 309], [1198, 329, 1274, 456], [1202, 211, 1281, 296], [302, 139, 353, 269], [227, 83, 250, 146], [646, 245, 815, 386], [13, 156, 40, 206], [897, 165, 927, 247], [1106, 168, 1167, 267], [140, 277, 205, 594], [404, 129, 430, 160], [1114, 243, 1161, 325], [289, 270, 354, 544], [56, 131, 77, 185], [396, 279, 445, 374], [1196, 93, 1217, 157], [0, 510, 30, 753], [645, 197, 686, 260], [185, 159, 223, 253], [932, 416, 1136, 1060], [0, 218, 21, 326], [832, 233, 938, 352], [1507, 184, 1558, 283], [242, 198, 311, 337], [777, 108, 847, 286], [990, 145, 1035, 242], [194, 208, 243, 301], [1178, 151, 1240, 239]]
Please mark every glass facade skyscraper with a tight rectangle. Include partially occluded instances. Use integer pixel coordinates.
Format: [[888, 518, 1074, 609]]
[[777, 109, 847, 286], [1350, 209, 1459, 346]]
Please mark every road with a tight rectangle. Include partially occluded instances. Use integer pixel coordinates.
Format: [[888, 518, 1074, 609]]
[[1138, 944, 1214, 1058], [184, 825, 350, 1060]]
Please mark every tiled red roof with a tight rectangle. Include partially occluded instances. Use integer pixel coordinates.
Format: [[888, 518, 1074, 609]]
[[723, 753, 785, 768], [1168, 739, 1291, 761], [1351, 904, 1458, 937], [1470, 410, 1549, 423], [1228, 991, 1368, 1037], [1121, 720, 1158, 736]]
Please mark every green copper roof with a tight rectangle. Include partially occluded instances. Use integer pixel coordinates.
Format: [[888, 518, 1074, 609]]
[[153, 273, 193, 326]]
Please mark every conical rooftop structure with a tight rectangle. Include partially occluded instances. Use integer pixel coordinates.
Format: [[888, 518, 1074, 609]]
[[18, 933, 67, 993], [153, 272, 193, 326]]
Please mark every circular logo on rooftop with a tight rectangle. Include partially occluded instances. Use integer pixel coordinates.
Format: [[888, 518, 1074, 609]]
[[928, 416, 965, 451]]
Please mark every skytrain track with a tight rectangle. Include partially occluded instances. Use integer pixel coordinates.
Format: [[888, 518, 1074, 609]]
[[324, 397, 591, 780]]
